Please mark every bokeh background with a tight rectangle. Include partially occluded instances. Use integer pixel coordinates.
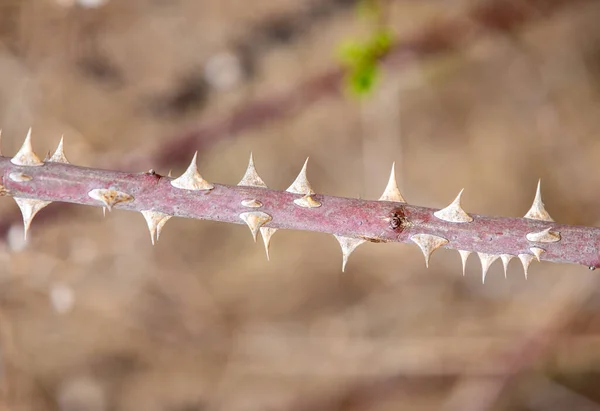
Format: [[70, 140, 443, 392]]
[[2, 0, 600, 410]]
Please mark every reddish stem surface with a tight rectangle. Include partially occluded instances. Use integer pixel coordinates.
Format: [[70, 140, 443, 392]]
[[2, 157, 599, 269]]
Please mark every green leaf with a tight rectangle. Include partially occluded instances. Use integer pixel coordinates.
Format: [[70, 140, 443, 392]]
[[337, 40, 368, 66], [346, 63, 379, 97], [367, 29, 393, 57]]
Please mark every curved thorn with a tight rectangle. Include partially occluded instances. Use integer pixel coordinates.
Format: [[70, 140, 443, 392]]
[[238, 152, 268, 188], [524, 179, 553, 222], [141, 210, 172, 245], [286, 157, 314, 195], [48, 136, 70, 164], [171, 151, 214, 191], [433, 189, 473, 223], [239, 211, 272, 242], [458, 250, 471, 276], [500, 254, 514, 278], [410, 234, 448, 268], [13, 197, 51, 241], [259, 227, 277, 261], [530, 247, 545, 262], [478, 253, 500, 283], [518, 254, 536, 279], [88, 189, 134, 211], [334, 235, 366, 272], [526, 227, 561, 243], [379, 162, 405, 202], [11, 128, 43, 166]]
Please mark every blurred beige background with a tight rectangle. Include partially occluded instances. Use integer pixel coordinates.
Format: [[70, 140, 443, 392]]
[[2, 0, 600, 410]]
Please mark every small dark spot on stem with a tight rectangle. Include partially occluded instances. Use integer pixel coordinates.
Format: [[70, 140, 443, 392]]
[[388, 206, 408, 232]]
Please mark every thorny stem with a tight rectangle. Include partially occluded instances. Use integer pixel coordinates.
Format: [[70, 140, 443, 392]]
[[2, 132, 600, 280], [0, 0, 587, 244]]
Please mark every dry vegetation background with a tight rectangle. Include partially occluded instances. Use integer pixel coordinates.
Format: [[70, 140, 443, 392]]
[[1, 0, 600, 410]]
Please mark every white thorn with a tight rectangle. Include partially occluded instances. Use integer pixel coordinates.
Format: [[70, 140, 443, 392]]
[[88, 189, 134, 211], [518, 254, 536, 279], [378, 162, 406, 202], [11, 128, 43, 166], [241, 199, 263, 208], [293, 194, 321, 208], [167, 169, 173, 178], [170, 151, 214, 191], [526, 227, 560, 243], [141, 210, 172, 245], [334, 235, 366, 272], [103, 207, 106, 217], [500, 254, 514, 278], [13, 197, 51, 241], [524, 179, 554, 222], [410, 234, 448, 268], [458, 250, 471, 276], [238, 153, 268, 188], [286, 158, 315, 195], [433, 189, 473, 223], [259, 227, 277, 261], [9, 172, 32, 182], [530, 247, 545, 262], [48, 136, 70, 164], [239, 211, 272, 242], [478, 253, 500, 283]]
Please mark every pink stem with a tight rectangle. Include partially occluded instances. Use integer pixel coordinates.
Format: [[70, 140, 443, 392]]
[[2, 157, 599, 269]]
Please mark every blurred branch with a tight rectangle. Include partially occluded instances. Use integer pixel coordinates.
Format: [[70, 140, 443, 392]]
[[283, 277, 600, 411]]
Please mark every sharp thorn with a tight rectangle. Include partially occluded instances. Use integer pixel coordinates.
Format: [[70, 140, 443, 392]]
[[88, 189, 134, 211], [48, 136, 70, 164], [241, 199, 263, 208], [378, 162, 406, 203], [260, 227, 277, 261], [238, 152, 268, 188], [239, 211, 272, 242], [433, 189, 473, 223], [458, 250, 471, 276], [11, 128, 43, 166], [334, 235, 366, 272], [518, 254, 536, 279], [526, 227, 561, 243], [524, 179, 554, 222], [13, 197, 52, 241], [500, 254, 514, 278], [170, 151, 214, 191], [293, 194, 322, 208], [410, 234, 448, 268], [141, 210, 172, 245], [478, 253, 500, 283], [286, 157, 315, 195], [530, 247, 545, 262]]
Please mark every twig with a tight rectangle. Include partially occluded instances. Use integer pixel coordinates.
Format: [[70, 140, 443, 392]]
[[2, 132, 600, 277]]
